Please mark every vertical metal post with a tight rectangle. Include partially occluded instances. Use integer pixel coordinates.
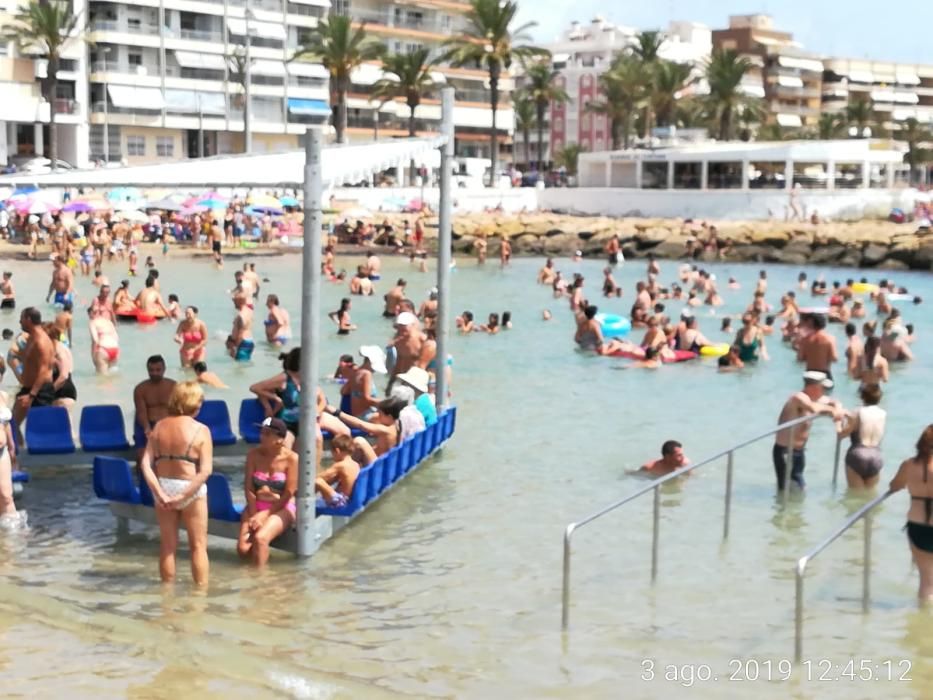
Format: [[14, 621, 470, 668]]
[[832, 435, 842, 489], [862, 513, 872, 612], [784, 425, 796, 505], [244, 2, 253, 154], [561, 525, 573, 631], [794, 560, 806, 662], [295, 127, 323, 557], [651, 485, 660, 582], [102, 47, 111, 164], [434, 87, 454, 410], [723, 451, 734, 540]]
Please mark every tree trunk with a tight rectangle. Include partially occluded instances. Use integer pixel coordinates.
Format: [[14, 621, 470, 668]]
[[336, 83, 348, 144], [46, 58, 59, 171], [719, 105, 731, 141], [409, 102, 417, 186], [522, 127, 530, 171], [611, 118, 620, 150], [488, 63, 500, 188], [536, 100, 546, 172], [622, 112, 632, 149]]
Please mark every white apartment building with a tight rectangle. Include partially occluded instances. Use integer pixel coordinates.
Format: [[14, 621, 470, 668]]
[[822, 58, 933, 130], [516, 17, 711, 167]]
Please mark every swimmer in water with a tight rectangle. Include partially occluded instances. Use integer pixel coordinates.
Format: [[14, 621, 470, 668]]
[[574, 304, 626, 355], [537, 258, 557, 285], [542, 309, 552, 321], [639, 440, 690, 476], [456, 311, 475, 334], [193, 361, 227, 389], [328, 298, 356, 335], [477, 313, 500, 334]]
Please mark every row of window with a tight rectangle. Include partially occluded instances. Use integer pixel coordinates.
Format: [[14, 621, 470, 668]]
[[126, 135, 175, 157]]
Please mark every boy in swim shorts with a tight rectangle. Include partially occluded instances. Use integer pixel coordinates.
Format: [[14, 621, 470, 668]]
[[315, 434, 360, 508]]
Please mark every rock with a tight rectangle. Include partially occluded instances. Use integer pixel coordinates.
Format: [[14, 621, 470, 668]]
[[747, 228, 791, 247], [651, 237, 690, 259], [577, 230, 595, 241], [543, 232, 579, 255], [452, 235, 475, 253], [512, 233, 544, 254], [876, 258, 910, 270], [808, 244, 846, 264], [912, 242, 933, 270], [861, 243, 890, 266]]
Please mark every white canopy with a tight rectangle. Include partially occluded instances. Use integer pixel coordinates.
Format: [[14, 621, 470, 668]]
[[108, 85, 165, 110], [174, 51, 226, 71], [288, 61, 329, 79], [227, 18, 286, 41], [0, 136, 449, 188]]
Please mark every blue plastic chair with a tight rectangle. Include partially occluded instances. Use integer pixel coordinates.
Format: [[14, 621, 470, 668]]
[[238, 398, 265, 444], [79, 405, 131, 452], [411, 430, 427, 466], [368, 454, 387, 499], [384, 447, 401, 484], [133, 421, 147, 449], [339, 393, 352, 414], [398, 438, 414, 475], [92, 456, 141, 504], [11, 471, 29, 484], [195, 400, 238, 446], [206, 474, 244, 522], [138, 473, 155, 507], [318, 466, 371, 517], [426, 422, 441, 455], [25, 406, 76, 455]]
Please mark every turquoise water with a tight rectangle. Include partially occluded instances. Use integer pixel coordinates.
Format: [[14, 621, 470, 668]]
[[1, 249, 932, 699]]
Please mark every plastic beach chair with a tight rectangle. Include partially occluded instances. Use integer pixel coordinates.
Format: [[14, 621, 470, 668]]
[[318, 466, 371, 517], [79, 405, 131, 452], [25, 406, 76, 455], [195, 400, 238, 446], [206, 474, 244, 522], [92, 456, 141, 504], [238, 398, 265, 444]]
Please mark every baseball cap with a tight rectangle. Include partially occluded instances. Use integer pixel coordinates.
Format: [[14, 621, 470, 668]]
[[256, 416, 288, 437], [395, 311, 418, 327], [802, 370, 833, 389]]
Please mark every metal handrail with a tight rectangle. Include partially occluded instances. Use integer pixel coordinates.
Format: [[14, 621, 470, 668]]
[[561, 413, 842, 630], [794, 489, 892, 661]]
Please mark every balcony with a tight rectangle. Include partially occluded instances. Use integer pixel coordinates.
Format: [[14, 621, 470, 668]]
[[91, 61, 169, 77], [351, 9, 459, 36], [53, 98, 80, 115], [90, 20, 161, 35], [174, 28, 224, 43]]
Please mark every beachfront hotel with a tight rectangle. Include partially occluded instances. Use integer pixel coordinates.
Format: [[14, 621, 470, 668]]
[[0, 0, 512, 172]]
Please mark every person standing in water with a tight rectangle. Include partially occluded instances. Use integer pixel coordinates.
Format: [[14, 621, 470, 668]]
[[0, 272, 15, 310], [226, 293, 255, 361], [264, 294, 291, 346], [837, 383, 886, 489], [889, 425, 933, 602]]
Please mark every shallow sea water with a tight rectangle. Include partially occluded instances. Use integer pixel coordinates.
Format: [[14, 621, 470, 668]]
[[0, 248, 931, 699]]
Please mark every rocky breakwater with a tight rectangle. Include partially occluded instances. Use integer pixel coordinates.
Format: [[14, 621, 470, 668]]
[[443, 213, 933, 270]]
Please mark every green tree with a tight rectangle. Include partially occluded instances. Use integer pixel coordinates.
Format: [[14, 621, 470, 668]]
[[555, 143, 584, 178], [845, 97, 873, 135], [512, 92, 535, 169], [444, 0, 546, 185], [293, 15, 384, 144], [1, 0, 83, 171], [523, 60, 569, 170], [225, 48, 251, 148], [817, 112, 845, 139], [704, 48, 754, 141], [587, 54, 648, 149], [673, 96, 709, 130], [629, 30, 665, 136], [651, 60, 695, 128], [373, 48, 438, 184], [902, 117, 932, 184]]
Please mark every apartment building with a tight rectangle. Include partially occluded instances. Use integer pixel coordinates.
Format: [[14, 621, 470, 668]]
[[822, 58, 933, 133], [520, 18, 710, 166], [334, 0, 513, 165], [712, 15, 823, 133], [0, 0, 88, 167]]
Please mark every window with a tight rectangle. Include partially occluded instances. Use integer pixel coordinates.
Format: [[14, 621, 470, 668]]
[[835, 162, 864, 189], [332, 0, 349, 15], [793, 162, 829, 189], [673, 162, 701, 189], [708, 161, 744, 189], [126, 135, 146, 156], [128, 50, 142, 67], [642, 162, 669, 189], [156, 137, 174, 157], [749, 161, 787, 189]]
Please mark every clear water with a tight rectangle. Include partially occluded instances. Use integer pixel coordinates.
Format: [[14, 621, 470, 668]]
[[1, 250, 932, 699]]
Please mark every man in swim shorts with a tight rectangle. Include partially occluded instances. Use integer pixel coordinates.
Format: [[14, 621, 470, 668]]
[[12, 307, 56, 445], [0, 272, 15, 309], [796, 312, 838, 379], [772, 371, 845, 491], [133, 355, 176, 454], [383, 279, 407, 317], [45, 256, 75, 307], [640, 440, 691, 476], [226, 293, 255, 361]]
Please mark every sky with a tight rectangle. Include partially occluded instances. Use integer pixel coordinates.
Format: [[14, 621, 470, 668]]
[[517, 0, 933, 64]]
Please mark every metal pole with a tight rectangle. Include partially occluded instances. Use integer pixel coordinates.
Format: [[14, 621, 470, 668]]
[[434, 87, 454, 410], [651, 485, 660, 582], [295, 127, 323, 557], [198, 105, 205, 158], [103, 76, 109, 164], [784, 425, 796, 505], [244, 4, 253, 154], [723, 450, 734, 541], [832, 435, 842, 489], [862, 513, 872, 612], [794, 559, 806, 662], [561, 525, 573, 630]]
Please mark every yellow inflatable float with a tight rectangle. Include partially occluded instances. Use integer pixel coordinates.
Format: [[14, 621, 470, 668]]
[[851, 282, 878, 294], [700, 343, 730, 358]]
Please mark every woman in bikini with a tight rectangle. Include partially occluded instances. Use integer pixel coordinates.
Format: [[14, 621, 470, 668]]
[[236, 416, 298, 567], [0, 394, 20, 527], [174, 306, 208, 368], [138, 381, 213, 585], [341, 346, 385, 418], [328, 298, 356, 335], [889, 425, 933, 601], [857, 336, 889, 386], [88, 309, 120, 373], [325, 397, 405, 466], [113, 280, 137, 317], [264, 294, 291, 346]]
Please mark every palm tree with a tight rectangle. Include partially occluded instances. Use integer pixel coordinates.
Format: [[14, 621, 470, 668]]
[[817, 112, 845, 139], [704, 48, 754, 141], [673, 96, 709, 130], [225, 48, 250, 148], [373, 49, 438, 184], [523, 61, 569, 171], [845, 97, 873, 136], [901, 117, 932, 184], [1, 0, 82, 171], [555, 143, 584, 178], [629, 30, 665, 136], [512, 92, 535, 170], [293, 15, 384, 143], [651, 60, 694, 128], [587, 55, 648, 149], [444, 0, 546, 186]]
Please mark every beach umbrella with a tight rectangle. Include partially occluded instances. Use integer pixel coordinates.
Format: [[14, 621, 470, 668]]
[[196, 196, 229, 210], [107, 186, 143, 204], [145, 197, 183, 212], [62, 200, 95, 213], [340, 207, 372, 220], [246, 204, 283, 216], [11, 185, 39, 196], [279, 195, 299, 207], [20, 200, 50, 215], [72, 195, 112, 212], [247, 193, 283, 209], [117, 209, 149, 223]]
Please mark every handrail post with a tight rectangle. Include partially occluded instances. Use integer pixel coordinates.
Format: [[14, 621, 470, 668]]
[[723, 450, 734, 541], [562, 525, 573, 631], [795, 558, 806, 663], [862, 513, 872, 613], [783, 424, 796, 505], [832, 435, 842, 489], [651, 485, 660, 582]]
